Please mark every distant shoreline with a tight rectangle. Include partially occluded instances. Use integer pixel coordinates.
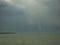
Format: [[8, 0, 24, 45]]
[[0, 32, 16, 34]]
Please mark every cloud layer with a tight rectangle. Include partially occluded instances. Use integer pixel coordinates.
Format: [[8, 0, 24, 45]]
[[0, 0, 60, 32]]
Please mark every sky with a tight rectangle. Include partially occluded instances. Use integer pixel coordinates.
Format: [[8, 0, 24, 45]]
[[2, 0, 60, 25], [0, 0, 60, 33]]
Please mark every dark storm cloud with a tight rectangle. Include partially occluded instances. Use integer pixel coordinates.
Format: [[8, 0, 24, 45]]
[[0, 0, 60, 33], [0, 1, 27, 32]]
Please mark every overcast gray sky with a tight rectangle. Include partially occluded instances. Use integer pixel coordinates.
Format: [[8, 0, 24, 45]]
[[1, 0, 59, 25], [0, 0, 60, 32]]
